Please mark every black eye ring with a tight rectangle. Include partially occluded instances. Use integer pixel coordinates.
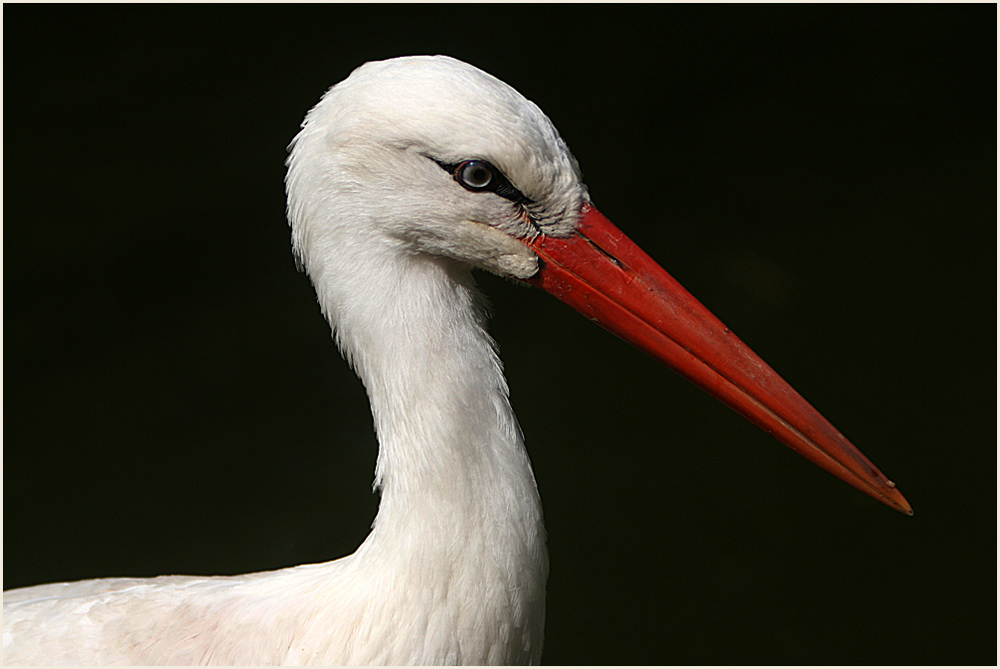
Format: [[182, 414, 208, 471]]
[[456, 160, 494, 191]]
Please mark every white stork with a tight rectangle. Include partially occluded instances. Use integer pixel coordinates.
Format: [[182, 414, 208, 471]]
[[2, 55, 912, 665]]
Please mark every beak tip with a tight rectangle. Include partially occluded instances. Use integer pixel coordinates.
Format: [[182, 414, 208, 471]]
[[886, 488, 914, 516], [882, 479, 914, 515]]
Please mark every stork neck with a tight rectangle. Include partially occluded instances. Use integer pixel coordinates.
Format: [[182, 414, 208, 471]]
[[305, 254, 546, 662], [331, 255, 545, 556]]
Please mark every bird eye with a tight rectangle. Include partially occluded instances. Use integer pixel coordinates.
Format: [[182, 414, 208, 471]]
[[457, 160, 494, 191], [431, 156, 532, 205]]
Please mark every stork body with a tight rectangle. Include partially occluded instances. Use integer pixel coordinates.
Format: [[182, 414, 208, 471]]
[[3, 56, 910, 665]]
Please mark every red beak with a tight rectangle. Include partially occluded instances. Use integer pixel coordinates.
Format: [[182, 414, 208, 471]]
[[526, 204, 912, 515]]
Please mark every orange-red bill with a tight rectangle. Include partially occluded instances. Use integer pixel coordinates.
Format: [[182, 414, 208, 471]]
[[525, 204, 912, 515]]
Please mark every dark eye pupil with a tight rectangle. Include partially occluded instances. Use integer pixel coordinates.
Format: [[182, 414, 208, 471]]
[[459, 161, 493, 189]]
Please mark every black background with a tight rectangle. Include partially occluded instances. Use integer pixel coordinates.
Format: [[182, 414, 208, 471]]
[[5, 5, 994, 665]]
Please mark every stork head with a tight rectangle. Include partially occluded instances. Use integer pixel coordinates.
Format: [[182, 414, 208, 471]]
[[285, 55, 912, 516], [286, 55, 586, 283]]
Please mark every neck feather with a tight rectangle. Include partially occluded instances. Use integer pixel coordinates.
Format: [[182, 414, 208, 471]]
[[321, 252, 548, 658]]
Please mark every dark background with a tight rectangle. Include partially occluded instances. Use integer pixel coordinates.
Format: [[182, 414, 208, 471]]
[[5, 5, 994, 665]]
